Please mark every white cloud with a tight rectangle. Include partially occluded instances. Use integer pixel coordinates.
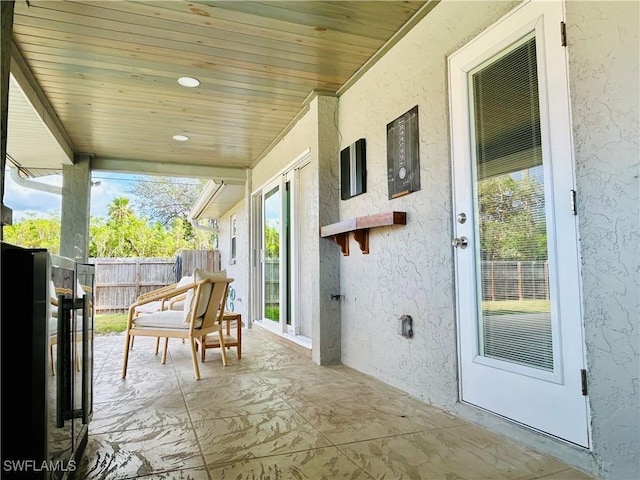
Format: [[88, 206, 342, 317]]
[[3, 168, 140, 220], [3, 170, 62, 220], [89, 174, 134, 218]]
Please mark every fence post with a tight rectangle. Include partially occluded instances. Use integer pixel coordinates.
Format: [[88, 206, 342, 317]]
[[135, 258, 141, 300], [544, 261, 550, 300], [490, 261, 495, 301], [517, 261, 523, 300]]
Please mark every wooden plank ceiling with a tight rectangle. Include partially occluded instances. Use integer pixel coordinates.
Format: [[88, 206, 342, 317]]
[[10, 0, 429, 174]]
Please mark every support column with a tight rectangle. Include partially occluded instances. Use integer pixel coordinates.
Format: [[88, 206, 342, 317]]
[[310, 94, 341, 365], [1, 1, 15, 235], [244, 168, 253, 329], [60, 154, 92, 262]]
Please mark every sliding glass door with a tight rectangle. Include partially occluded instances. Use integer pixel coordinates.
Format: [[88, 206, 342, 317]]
[[252, 153, 312, 347], [262, 180, 282, 324]]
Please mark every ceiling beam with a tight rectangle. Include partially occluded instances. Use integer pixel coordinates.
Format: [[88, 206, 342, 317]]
[[91, 157, 246, 184], [10, 41, 74, 162]]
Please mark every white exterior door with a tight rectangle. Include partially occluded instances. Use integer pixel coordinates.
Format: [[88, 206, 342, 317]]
[[449, 0, 589, 447]]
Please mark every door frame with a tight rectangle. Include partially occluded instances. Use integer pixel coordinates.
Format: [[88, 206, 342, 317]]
[[448, 0, 591, 447], [250, 150, 312, 346]]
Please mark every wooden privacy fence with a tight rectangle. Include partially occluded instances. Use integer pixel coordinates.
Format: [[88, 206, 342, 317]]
[[481, 260, 549, 301], [91, 250, 220, 313]]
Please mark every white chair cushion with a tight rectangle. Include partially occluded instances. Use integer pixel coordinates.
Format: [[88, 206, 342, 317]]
[[135, 300, 163, 315], [135, 309, 202, 329], [49, 317, 57, 336], [170, 300, 185, 311], [176, 275, 194, 288], [134, 277, 192, 315], [183, 269, 227, 323], [50, 280, 58, 302]]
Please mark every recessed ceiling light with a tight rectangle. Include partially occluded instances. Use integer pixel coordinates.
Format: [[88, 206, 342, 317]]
[[178, 76, 200, 88], [172, 134, 189, 142]]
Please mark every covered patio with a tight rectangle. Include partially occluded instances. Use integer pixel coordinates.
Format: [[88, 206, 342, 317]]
[[1, 1, 637, 479], [85, 329, 591, 479]]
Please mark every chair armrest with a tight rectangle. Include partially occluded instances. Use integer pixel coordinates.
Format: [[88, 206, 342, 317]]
[[136, 283, 177, 302], [129, 283, 194, 312], [167, 293, 187, 309]]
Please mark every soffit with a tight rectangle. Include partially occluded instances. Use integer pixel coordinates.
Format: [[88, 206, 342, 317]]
[[6, 74, 72, 175]]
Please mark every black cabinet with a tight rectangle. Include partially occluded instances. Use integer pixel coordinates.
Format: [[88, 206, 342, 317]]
[[1, 243, 94, 479]]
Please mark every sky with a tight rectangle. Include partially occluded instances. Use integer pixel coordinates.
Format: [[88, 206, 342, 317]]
[[4, 168, 138, 220]]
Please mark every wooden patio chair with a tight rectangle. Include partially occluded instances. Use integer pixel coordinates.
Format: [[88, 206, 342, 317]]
[[130, 275, 194, 354], [121, 269, 233, 380]]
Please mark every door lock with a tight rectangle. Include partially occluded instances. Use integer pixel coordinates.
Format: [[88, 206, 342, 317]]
[[451, 236, 468, 249]]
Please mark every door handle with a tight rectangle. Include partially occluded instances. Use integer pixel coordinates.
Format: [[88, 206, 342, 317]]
[[451, 236, 468, 249]]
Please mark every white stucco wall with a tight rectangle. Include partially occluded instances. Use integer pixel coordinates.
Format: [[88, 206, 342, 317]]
[[217, 199, 248, 321], [251, 108, 315, 190], [337, 0, 519, 410], [334, 0, 638, 477], [566, 2, 640, 479], [249, 97, 342, 364], [237, 0, 638, 476]]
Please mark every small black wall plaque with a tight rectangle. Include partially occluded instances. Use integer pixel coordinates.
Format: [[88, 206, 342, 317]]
[[387, 106, 420, 199], [340, 138, 366, 200]]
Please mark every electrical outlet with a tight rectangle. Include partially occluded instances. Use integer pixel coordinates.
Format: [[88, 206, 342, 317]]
[[400, 315, 414, 338]]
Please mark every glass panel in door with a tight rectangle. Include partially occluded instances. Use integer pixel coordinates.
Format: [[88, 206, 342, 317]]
[[263, 185, 281, 322], [471, 35, 553, 371], [284, 180, 292, 327]]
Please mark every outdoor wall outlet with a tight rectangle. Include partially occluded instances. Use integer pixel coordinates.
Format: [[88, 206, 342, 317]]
[[400, 315, 414, 338]]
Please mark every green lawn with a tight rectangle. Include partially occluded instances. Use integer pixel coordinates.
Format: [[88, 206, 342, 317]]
[[94, 313, 128, 335], [482, 299, 550, 315], [265, 306, 280, 321]]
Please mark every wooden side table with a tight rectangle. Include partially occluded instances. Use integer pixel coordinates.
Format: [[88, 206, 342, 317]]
[[196, 312, 242, 361]]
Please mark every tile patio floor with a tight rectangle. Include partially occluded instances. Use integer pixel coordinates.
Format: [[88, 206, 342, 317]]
[[79, 326, 593, 479]]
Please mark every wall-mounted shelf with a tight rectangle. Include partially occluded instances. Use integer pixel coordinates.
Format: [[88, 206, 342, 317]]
[[320, 211, 406, 256]]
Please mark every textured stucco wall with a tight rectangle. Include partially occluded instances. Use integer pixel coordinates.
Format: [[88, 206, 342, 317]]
[[251, 108, 315, 190], [337, 0, 519, 409], [242, 0, 638, 475], [250, 96, 342, 363], [312, 95, 341, 364], [60, 154, 91, 262], [218, 199, 248, 321], [296, 162, 315, 338], [566, 2, 640, 479]]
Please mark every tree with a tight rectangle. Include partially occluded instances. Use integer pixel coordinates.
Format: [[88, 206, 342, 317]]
[[264, 224, 280, 259], [108, 196, 134, 221], [89, 197, 175, 257], [3, 212, 61, 254], [127, 176, 216, 248], [478, 174, 547, 261], [5, 197, 212, 258], [127, 176, 206, 227]]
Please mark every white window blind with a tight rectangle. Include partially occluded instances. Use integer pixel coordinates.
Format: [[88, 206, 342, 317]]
[[471, 35, 553, 371]]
